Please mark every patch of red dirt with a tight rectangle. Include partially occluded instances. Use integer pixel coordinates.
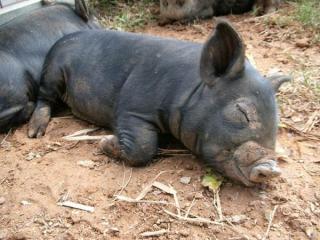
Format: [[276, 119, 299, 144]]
[[1, 7, 319, 240]]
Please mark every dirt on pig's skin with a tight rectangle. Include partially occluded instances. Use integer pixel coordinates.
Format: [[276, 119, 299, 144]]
[[1, 10, 320, 240]]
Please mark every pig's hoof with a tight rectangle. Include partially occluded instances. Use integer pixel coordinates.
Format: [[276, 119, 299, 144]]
[[28, 104, 50, 138], [99, 135, 122, 158], [28, 118, 48, 138], [28, 125, 46, 138]]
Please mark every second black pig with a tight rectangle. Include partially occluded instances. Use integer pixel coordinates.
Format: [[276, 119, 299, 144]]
[[0, 0, 100, 132], [159, 0, 281, 24]]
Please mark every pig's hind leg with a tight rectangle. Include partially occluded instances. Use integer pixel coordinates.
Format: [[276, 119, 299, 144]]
[[28, 61, 65, 138], [99, 117, 158, 167], [28, 100, 52, 138]]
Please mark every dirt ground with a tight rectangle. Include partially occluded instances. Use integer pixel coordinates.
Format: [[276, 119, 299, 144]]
[[1, 5, 319, 240]]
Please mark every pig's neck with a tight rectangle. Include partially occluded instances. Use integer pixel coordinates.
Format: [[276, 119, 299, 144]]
[[167, 81, 206, 154]]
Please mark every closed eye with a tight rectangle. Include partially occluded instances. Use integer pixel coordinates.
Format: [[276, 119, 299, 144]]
[[222, 99, 259, 129], [236, 103, 250, 123], [223, 105, 249, 128]]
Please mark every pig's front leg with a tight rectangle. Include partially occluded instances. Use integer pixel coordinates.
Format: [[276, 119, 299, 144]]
[[99, 117, 158, 167], [28, 100, 52, 138]]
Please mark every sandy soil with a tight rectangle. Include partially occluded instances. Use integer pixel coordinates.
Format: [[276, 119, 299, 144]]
[[0, 6, 319, 240]]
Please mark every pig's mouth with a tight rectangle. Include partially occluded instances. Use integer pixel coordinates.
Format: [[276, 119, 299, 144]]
[[211, 141, 281, 186]]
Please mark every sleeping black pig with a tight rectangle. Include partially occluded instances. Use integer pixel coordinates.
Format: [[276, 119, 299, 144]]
[[159, 0, 281, 25], [0, 0, 99, 132], [28, 21, 290, 186]]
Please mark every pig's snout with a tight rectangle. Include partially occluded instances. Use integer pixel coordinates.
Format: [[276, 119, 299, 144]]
[[213, 141, 282, 186], [249, 160, 281, 183]]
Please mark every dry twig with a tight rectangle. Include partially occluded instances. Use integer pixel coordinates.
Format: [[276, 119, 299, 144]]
[[0, 177, 7, 185], [116, 164, 133, 197], [52, 115, 74, 119], [243, 11, 278, 23], [184, 197, 196, 218], [262, 205, 278, 240], [213, 190, 223, 221], [163, 209, 221, 225], [158, 149, 192, 157], [64, 128, 99, 137], [152, 181, 181, 215], [302, 165, 320, 176], [280, 122, 320, 141], [114, 195, 172, 205], [0, 129, 11, 146], [63, 135, 107, 141], [58, 201, 95, 212], [171, 186, 181, 216], [136, 171, 169, 201], [301, 110, 319, 133], [62, 128, 108, 141], [152, 181, 176, 195], [65, 141, 80, 150], [140, 229, 168, 237]]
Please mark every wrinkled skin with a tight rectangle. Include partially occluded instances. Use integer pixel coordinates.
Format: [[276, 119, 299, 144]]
[[0, 0, 100, 132], [160, 0, 281, 24], [29, 21, 290, 186]]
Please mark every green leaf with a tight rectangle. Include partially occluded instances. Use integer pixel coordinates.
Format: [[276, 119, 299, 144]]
[[201, 168, 224, 193]]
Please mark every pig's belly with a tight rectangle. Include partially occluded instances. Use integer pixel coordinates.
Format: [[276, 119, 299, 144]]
[[65, 78, 116, 128]]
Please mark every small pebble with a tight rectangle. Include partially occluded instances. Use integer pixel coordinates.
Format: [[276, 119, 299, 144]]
[[295, 39, 310, 48], [186, 194, 194, 201], [185, 164, 193, 170], [0, 230, 7, 239], [25, 152, 41, 161], [314, 192, 320, 201], [305, 227, 319, 240], [180, 176, 191, 184], [20, 200, 31, 205], [179, 230, 190, 237], [228, 214, 247, 224], [0, 197, 5, 205], [195, 192, 203, 199], [77, 160, 95, 169]]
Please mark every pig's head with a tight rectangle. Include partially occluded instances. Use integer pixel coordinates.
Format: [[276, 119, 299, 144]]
[[159, 0, 215, 24], [0, 60, 36, 133], [181, 21, 290, 186]]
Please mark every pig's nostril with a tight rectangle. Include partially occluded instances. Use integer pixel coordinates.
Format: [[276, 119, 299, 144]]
[[258, 173, 267, 178], [176, 0, 185, 7], [249, 162, 281, 183]]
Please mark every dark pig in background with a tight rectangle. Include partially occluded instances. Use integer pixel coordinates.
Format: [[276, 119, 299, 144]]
[[0, 0, 100, 132], [159, 0, 281, 24], [29, 21, 290, 186]]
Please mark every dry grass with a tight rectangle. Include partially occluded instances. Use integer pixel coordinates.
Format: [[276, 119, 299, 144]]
[[278, 66, 320, 137], [91, 0, 158, 31]]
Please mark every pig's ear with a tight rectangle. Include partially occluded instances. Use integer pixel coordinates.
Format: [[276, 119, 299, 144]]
[[75, 0, 90, 22], [200, 21, 245, 87], [266, 74, 292, 92]]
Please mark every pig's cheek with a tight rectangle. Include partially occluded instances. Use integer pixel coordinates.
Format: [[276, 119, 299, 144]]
[[220, 159, 254, 187]]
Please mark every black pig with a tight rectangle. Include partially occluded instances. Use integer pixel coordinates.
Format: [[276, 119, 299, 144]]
[[29, 21, 290, 186], [0, 0, 100, 132], [159, 0, 281, 25]]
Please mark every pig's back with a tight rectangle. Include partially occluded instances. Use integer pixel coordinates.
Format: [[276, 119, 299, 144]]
[[0, 4, 92, 83], [44, 30, 203, 127]]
